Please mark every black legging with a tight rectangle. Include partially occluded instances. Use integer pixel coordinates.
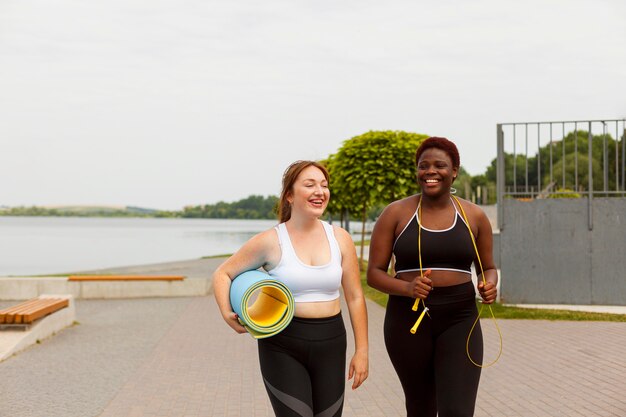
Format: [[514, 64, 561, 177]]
[[384, 281, 483, 417], [258, 313, 347, 417]]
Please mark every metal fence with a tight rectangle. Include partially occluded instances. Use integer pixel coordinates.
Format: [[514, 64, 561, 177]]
[[495, 118, 626, 305], [496, 119, 626, 230]]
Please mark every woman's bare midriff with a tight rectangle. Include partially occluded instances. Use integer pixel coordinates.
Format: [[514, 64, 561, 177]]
[[396, 270, 472, 287], [294, 298, 341, 318]]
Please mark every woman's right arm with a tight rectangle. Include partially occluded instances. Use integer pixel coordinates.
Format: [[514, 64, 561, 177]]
[[366, 204, 411, 296], [213, 230, 277, 334]]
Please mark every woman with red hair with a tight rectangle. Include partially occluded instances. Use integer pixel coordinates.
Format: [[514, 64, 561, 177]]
[[214, 160, 369, 417], [367, 137, 498, 417]]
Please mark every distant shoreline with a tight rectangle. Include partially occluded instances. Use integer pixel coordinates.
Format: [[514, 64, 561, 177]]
[[0, 195, 279, 220]]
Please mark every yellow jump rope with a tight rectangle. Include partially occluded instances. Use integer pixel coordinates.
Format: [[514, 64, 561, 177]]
[[410, 195, 503, 368]]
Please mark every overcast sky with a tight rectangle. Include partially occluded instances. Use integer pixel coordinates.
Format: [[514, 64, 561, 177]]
[[1, 0, 625, 210]]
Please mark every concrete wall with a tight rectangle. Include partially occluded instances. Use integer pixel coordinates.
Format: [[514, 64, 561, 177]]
[[0, 277, 211, 301], [499, 198, 626, 305]]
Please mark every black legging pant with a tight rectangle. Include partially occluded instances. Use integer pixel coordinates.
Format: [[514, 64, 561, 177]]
[[384, 281, 483, 417], [258, 313, 346, 417]]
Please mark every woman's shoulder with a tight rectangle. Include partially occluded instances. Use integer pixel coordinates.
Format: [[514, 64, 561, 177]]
[[261, 223, 281, 236], [380, 194, 419, 218], [326, 224, 356, 258], [394, 194, 420, 206], [247, 225, 281, 249], [452, 195, 475, 209], [329, 223, 352, 242], [224, 224, 282, 271], [453, 197, 490, 224]]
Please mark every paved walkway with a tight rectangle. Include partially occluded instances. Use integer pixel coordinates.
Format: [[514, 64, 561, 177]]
[[0, 259, 625, 417]]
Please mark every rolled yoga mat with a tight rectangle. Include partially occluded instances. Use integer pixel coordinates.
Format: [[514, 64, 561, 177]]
[[229, 270, 295, 339]]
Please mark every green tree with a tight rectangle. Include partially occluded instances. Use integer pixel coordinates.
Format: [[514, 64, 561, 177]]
[[181, 195, 279, 219], [331, 130, 428, 265], [320, 155, 347, 226]]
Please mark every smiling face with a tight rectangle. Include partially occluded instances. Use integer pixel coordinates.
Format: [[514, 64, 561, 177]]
[[287, 165, 330, 219], [416, 147, 458, 196]]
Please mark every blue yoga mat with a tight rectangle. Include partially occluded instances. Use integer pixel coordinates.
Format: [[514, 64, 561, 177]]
[[229, 270, 295, 339]]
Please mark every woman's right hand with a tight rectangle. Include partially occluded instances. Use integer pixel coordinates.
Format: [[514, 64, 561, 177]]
[[223, 311, 248, 334], [408, 269, 433, 299]]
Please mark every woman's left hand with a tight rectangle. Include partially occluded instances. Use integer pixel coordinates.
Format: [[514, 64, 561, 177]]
[[477, 281, 497, 304], [348, 350, 369, 390]]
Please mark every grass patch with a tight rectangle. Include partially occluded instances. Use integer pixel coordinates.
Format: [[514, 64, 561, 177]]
[[488, 303, 626, 322], [359, 262, 626, 322], [202, 254, 232, 259]]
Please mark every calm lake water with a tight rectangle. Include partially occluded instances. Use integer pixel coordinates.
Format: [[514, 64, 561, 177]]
[[0, 217, 279, 276], [0, 216, 371, 276]]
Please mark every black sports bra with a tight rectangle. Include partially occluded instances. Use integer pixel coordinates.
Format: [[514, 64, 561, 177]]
[[393, 201, 475, 274]]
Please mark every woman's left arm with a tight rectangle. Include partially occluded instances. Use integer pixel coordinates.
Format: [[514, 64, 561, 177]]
[[472, 205, 499, 304], [335, 226, 369, 390]]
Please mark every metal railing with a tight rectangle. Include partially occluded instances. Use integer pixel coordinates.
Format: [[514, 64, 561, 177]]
[[496, 119, 626, 230]]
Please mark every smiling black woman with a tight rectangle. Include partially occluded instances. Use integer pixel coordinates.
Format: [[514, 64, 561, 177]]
[[367, 137, 498, 417]]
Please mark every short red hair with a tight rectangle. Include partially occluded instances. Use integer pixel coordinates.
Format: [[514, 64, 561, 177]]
[[415, 137, 460, 168]]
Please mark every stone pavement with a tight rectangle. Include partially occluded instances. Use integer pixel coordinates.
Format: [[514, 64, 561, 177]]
[[0, 258, 625, 417]]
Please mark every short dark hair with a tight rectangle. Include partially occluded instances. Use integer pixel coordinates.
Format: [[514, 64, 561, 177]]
[[415, 137, 460, 168]]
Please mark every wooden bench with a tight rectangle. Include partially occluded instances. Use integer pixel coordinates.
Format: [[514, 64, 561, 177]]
[[0, 297, 69, 326], [68, 275, 185, 281]]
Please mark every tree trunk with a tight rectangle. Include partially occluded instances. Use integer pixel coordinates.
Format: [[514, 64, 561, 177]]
[[360, 204, 367, 270]]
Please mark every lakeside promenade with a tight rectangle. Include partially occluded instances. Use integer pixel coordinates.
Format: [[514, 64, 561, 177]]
[[0, 257, 625, 417]]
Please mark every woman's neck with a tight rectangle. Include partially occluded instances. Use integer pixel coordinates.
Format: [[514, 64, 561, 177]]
[[286, 213, 320, 231], [419, 192, 451, 210]]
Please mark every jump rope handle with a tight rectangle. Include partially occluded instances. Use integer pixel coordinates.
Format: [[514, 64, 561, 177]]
[[411, 295, 430, 334], [410, 307, 429, 334]]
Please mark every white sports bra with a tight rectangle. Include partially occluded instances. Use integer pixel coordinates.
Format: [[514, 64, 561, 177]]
[[268, 221, 343, 303]]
